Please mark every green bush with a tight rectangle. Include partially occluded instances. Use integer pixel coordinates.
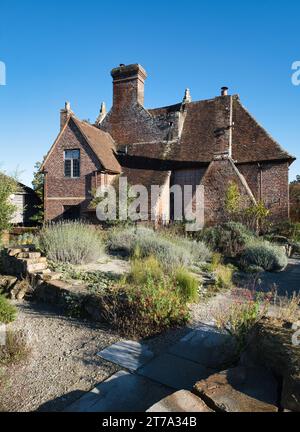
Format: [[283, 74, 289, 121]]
[[268, 221, 300, 242], [0, 173, 17, 234], [0, 295, 17, 324], [102, 257, 191, 338], [241, 241, 288, 272], [200, 222, 255, 257], [172, 237, 211, 263], [39, 221, 104, 265], [107, 226, 209, 268], [174, 267, 199, 303]]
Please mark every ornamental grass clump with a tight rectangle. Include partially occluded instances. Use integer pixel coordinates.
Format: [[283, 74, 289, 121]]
[[0, 295, 17, 324], [174, 267, 199, 303], [39, 221, 104, 265]]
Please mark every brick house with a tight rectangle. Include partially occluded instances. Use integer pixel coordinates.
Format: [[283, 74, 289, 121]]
[[42, 63, 295, 225]]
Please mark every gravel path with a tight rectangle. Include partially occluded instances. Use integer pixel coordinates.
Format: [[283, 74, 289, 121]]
[[0, 302, 122, 412], [0, 290, 234, 413]]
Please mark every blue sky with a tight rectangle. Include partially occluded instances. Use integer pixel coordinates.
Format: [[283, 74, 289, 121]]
[[0, 0, 299, 186]]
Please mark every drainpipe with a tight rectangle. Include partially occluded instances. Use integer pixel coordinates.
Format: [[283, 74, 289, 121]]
[[258, 163, 263, 201]]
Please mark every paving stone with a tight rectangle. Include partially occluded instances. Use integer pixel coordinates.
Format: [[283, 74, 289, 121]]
[[65, 370, 173, 412], [137, 353, 214, 391], [194, 366, 279, 412], [169, 324, 238, 369], [147, 390, 214, 412], [97, 340, 154, 371]]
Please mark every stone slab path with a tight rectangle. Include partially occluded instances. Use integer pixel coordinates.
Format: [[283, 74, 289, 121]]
[[97, 340, 154, 372], [64, 370, 172, 413], [64, 324, 236, 412]]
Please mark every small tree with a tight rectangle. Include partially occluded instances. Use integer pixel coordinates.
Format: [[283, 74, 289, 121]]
[[30, 161, 44, 225], [245, 201, 270, 233], [0, 172, 17, 233], [290, 179, 300, 223], [225, 181, 241, 216]]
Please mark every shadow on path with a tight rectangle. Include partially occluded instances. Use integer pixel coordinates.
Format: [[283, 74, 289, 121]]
[[258, 258, 300, 297]]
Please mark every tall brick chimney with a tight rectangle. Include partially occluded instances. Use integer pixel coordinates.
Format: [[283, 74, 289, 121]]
[[60, 101, 72, 130], [213, 95, 233, 159], [111, 64, 147, 110]]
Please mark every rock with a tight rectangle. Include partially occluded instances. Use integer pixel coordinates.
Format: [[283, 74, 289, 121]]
[[10, 279, 31, 300], [0, 275, 18, 292], [246, 318, 300, 411], [40, 272, 62, 281], [8, 248, 23, 257], [194, 366, 279, 412], [27, 262, 48, 273], [282, 374, 300, 412], [17, 252, 41, 259], [147, 390, 214, 412]]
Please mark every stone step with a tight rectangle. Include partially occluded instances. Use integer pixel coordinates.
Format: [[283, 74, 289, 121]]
[[27, 262, 48, 273], [17, 252, 42, 259], [147, 390, 214, 412], [40, 272, 62, 281], [8, 245, 35, 256], [21, 257, 47, 265]]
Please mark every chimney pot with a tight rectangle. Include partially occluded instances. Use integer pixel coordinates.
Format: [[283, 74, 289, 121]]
[[221, 87, 229, 96], [182, 88, 192, 104], [60, 101, 72, 130]]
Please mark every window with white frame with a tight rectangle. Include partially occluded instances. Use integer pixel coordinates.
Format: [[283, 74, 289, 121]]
[[64, 149, 80, 178]]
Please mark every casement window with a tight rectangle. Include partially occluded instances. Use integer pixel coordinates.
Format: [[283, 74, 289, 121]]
[[64, 149, 80, 178]]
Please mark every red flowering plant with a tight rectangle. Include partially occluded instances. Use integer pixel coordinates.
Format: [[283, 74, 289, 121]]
[[215, 275, 272, 352]]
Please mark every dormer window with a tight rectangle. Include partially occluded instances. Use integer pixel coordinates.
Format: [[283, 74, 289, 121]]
[[64, 149, 80, 178]]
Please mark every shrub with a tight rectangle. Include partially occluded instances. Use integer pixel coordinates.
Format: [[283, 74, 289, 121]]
[[0, 295, 17, 324], [200, 222, 255, 257], [106, 226, 137, 257], [268, 221, 300, 242], [241, 241, 288, 272], [272, 291, 300, 323], [39, 221, 104, 265], [0, 173, 17, 234], [215, 297, 266, 352], [107, 226, 210, 268], [0, 329, 30, 366], [172, 237, 211, 263], [102, 257, 191, 338], [174, 267, 199, 303]]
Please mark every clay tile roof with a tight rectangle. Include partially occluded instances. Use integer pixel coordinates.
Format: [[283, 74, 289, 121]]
[[149, 103, 182, 117], [231, 98, 295, 163], [178, 96, 295, 164], [72, 117, 121, 173]]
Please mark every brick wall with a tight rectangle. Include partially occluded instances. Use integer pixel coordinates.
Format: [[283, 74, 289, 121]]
[[201, 159, 254, 225], [260, 161, 290, 221], [238, 161, 290, 221]]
